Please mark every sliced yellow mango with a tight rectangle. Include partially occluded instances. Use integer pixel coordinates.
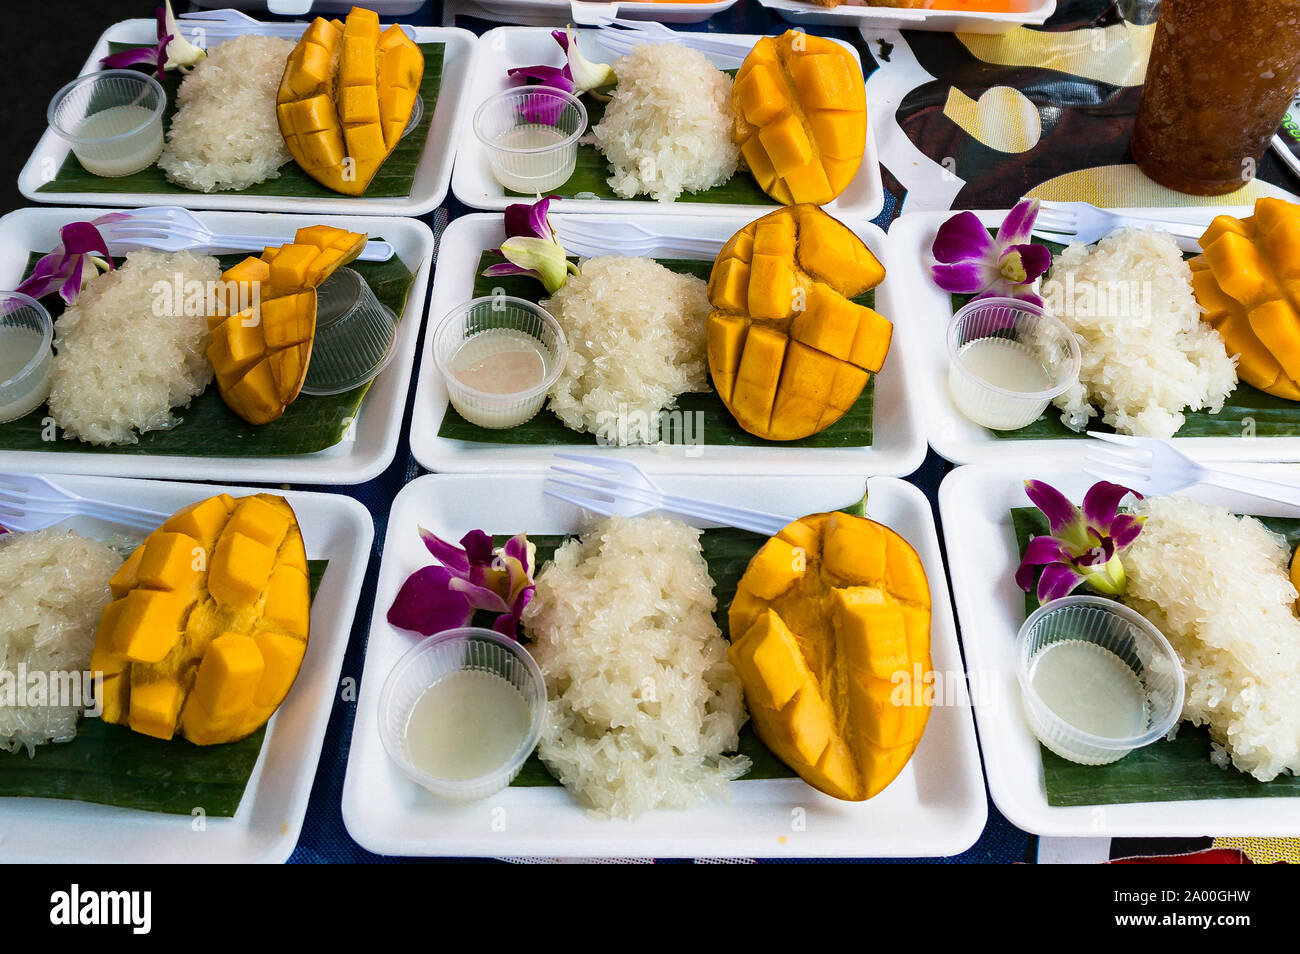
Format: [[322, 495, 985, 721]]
[[728, 509, 932, 801], [1195, 198, 1300, 402], [277, 7, 424, 195], [90, 494, 312, 745], [206, 225, 365, 425], [732, 31, 866, 205], [706, 205, 890, 440]]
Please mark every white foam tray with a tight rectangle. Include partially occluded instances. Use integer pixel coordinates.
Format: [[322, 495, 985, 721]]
[[343, 472, 987, 857], [18, 19, 476, 217], [0, 475, 372, 863], [0, 206, 433, 485], [452, 27, 885, 220], [410, 211, 926, 476]]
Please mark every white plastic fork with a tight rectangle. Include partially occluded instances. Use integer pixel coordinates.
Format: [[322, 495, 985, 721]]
[[94, 207, 394, 261], [552, 218, 721, 258], [177, 8, 418, 42], [1031, 200, 1205, 254], [0, 473, 168, 534], [1083, 431, 1300, 508], [545, 454, 792, 535], [589, 23, 757, 60]]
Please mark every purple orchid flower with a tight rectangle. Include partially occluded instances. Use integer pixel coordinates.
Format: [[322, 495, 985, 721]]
[[1015, 479, 1145, 605], [388, 528, 537, 640], [931, 199, 1052, 307], [16, 218, 122, 304], [100, 1, 205, 80], [481, 195, 578, 294], [506, 25, 615, 123]]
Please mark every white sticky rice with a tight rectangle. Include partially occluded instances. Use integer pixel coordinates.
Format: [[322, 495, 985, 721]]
[[49, 249, 220, 445], [1123, 495, 1300, 781], [592, 43, 739, 201], [522, 515, 750, 818], [157, 35, 295, 192], [0, 529, 122, 756], [1042, 228, 1237, 438], [543, 256, 710, 444]]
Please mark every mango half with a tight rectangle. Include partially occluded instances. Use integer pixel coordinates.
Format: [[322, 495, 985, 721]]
[[706, 204, 890, 441], [1192, 198, 1300, 402], [91, 494, 311, 745], [728, 509, 932, 801], [207, 224, 367, 425], [276, 6, 424, 195], [732, 31, 866, 205]]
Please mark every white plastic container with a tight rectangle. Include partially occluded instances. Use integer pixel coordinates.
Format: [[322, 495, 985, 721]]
[[1016, 595, 1185, 766], [47, 71, 165, 178], [473, 87, 586, 195], [378, 627, 546, 802], [946, 297, 1080, 431], [433, 296, 567, 430]]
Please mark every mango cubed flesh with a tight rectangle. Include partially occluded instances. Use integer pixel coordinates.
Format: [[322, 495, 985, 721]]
[[728, 585, 769, 641], [89, 494, 311, 745], [253, 630, 309, 708], [1193, 199, 1300, 403], [277, 12, 423, 195], [744, 536, 807, 600], [209, 532, 276, 610], [192, 634, 265, 720], [109, 546, 145, 599], [782, 687, 833, 764], [128, 681, 185, 740], [834, 588, 909, 680], [705, 205, 889, 441], [822, 512, 887, 584], [732, 30, 865, 205], [729, 609, 809, 710], [262, 565, 311, 638], [135, 532, 202, 592], [728, 510, 932, 801], [210, 227, 358, 426], [108, 590, 188, 663], [706, 312, 747, 403]]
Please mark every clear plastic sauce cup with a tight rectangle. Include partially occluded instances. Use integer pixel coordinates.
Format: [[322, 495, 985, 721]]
[[947, 297, 1080, 431], [0, 293, 54, 424], [433, 296, 568, 430], [473, 87, 587, 194], [301, 268, 399, 396], [1016, 595, 1185, 766], [47, 70, 166, 178], [378, 627, 547, 802]]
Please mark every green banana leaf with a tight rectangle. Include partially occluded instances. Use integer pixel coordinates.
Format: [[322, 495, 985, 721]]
[[0, 248, 414, 457], [0, 559, 328, 817], [506, 70, 773, 205], [436, 251, 876, 448], [1012, 506, 1300, 805], [38, 43, 444, 200]]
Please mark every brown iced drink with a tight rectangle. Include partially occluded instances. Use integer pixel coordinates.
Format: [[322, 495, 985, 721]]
[[1132, 0, 1300, 195]]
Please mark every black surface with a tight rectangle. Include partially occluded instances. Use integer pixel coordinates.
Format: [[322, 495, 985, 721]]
[[0, 0, 146, 215]]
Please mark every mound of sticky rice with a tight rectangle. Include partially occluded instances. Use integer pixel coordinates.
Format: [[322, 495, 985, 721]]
[[1043, 228, 1237, 438], [523, 515, 750, 818], [0, 529, 122, 756], [543, 256, 709, 444], [49, 249, 220, 445], [591, 43, 739, 201], [1123, 495, 1300, 781], [157, 35, 294, 192]]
